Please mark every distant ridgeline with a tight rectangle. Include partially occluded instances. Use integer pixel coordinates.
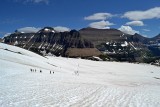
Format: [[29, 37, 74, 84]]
[[2, 27, 160, 64]]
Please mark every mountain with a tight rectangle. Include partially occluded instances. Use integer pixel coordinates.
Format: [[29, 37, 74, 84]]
[[2, 27, 160, 63], [150, 33, 160, 44], [126, 33, 148, 43], [3, 27, 95, 56], [79, 27, 125, 45], [79, 28, 152, 62]]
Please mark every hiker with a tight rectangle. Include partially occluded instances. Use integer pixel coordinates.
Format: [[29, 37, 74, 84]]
[[30, 69, 32, 72], [74, 70, 79, 76], [40, 70, 42, 73], [50, 71, 51, 74], [53, 71, 54, 74], [77, 71, 79, 76]]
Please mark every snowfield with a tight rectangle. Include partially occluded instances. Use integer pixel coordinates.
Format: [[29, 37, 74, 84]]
[[0, 43, 160, 107]]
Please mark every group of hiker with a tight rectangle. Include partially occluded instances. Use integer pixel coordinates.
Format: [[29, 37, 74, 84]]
[[50, 71, 54, 74], [30, 69, 37, 72], [30, 68, 54, 74], [29, 64, 81, 75]]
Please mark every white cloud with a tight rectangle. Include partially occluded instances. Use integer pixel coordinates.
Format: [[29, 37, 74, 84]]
[[28, 0, 49, 4], [89, 20, 114, 29], [118, 25, 139, 35], [14, 0, 49, 4], [142, 29, 150, 32], [54, 26, 70, 32], [123, 7, 160, 20], [84, 13, 113, 20], [142, 34, 148, 37], [125, 21, 144, 26], [3, 33, 12, 38], [17, 27, 41, 33]]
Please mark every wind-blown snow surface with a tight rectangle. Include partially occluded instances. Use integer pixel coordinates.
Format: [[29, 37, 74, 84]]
[[0, 43, 160, 107]]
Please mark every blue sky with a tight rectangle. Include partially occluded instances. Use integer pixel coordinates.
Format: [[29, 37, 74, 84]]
[[0, 0, 160, 37]]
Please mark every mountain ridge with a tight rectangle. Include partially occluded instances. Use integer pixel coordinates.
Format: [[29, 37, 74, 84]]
[[2, 27, 160, 63]]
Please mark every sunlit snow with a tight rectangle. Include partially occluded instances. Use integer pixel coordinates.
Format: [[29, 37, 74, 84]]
[[0, 43, 160, 107]]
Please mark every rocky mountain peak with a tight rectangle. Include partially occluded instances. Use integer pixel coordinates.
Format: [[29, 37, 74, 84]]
[[37, 27, 55, 33]]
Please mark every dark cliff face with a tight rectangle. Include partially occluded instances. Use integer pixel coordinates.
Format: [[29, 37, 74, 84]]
[[126, 33, 148, 43], [150, 34, 160, 43], [79, 28, 151, 44], [4, 28, 94, 56], [79, 28, 126, 45]]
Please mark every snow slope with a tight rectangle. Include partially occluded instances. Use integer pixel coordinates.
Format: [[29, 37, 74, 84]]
[[0, 43, 160, 107]]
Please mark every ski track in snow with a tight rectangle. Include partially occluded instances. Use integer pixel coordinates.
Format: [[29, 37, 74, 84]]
[[0, 43, 160, 107]]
